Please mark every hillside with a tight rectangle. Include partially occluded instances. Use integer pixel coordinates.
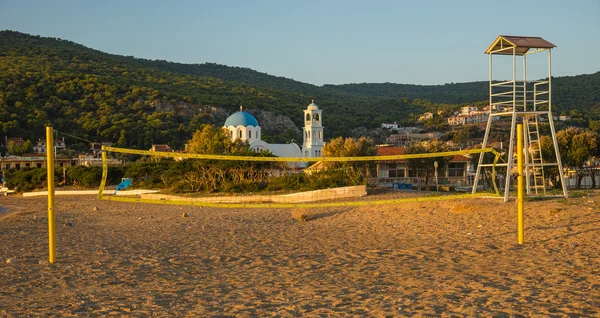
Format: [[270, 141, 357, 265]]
[[0, 31, 599, 151], [325, 72, 600, 114], [325, 82, 489, 105], [0, 31, 427, 150]]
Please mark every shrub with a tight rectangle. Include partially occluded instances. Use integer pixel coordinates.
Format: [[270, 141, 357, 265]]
[[4, 167, 63, 192], [67, 166, 124, 188], [291, 208, 312, 222]]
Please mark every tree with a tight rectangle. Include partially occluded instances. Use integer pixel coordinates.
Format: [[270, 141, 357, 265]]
[[186, 124, 248, 155], [539, 135, 560, 188], [7, 140, 32, 155], [557, 128, 597, 188], [322, 136, 377, 185], [423, 116, 449, 132], [322, 136, 377, 157], [452, 125, 482, 148], [590, 120, 600, 133], [405, 140, 451, 190]]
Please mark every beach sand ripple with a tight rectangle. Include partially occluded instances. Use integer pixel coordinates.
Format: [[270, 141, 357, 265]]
[[1, 193, 599, 316]]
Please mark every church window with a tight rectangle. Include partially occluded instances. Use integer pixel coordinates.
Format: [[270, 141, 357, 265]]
[[306, 114, 311, 121], [248, 129, 252, 138], [314, 113, 320, 121], [238, 130, 242, 139]]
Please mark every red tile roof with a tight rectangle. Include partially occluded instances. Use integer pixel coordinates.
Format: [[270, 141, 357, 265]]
[[376, 147, 407, 156], [152, 144, 173, 152]]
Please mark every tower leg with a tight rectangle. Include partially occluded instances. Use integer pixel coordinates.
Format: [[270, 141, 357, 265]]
[[548, 114, 568, 198], [504, 112, 518, 202], [472, 115, 493, 194]]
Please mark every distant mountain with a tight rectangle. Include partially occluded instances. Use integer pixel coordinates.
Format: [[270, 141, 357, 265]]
[[0, 30, 598, 151], [325, 72, 600, 113], [324, 82, 488, 104]]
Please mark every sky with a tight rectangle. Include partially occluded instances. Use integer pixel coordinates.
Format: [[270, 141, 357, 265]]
[[0, 0, 599, 86]]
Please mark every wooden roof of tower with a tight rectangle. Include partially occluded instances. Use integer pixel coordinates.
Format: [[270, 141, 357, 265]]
[[485, 35, 556, 55]]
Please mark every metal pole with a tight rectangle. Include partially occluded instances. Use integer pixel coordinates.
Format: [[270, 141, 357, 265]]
[[472, 53, 493, 194], [504, 48, 517, 202], [523, 54, 531, 195], [434, 161, 439, 192], [46, 125, 56, 263], [523, 54, 527, 112], [98, 150, 108, 199], [517, 124, 524, 244], [547, 49, 568, 198]]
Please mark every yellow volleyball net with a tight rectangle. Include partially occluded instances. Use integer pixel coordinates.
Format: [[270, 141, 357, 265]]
[[98, 146, 501, 208]]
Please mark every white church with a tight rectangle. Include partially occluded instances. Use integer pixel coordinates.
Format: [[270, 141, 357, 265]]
[[223, 101, 324, 159]]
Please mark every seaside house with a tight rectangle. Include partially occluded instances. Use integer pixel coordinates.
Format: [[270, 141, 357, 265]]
[[374, 146, 472, 189]]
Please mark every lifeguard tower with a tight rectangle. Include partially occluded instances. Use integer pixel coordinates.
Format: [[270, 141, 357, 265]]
[[472, 35, 568, 202]]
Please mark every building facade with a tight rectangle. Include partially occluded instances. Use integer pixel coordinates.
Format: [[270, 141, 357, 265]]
[[302, 101, 324, 157], [223, 101, 324, 160]]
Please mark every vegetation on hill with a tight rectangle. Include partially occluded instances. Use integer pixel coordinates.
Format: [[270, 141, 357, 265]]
[[325, 72, 600, 117], [0, 30, 599, 152]]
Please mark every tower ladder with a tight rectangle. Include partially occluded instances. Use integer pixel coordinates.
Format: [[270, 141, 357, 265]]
[[525, 115, 546, 195]]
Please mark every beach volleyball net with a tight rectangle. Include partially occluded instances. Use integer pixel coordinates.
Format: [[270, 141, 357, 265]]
[[98, 146, 500, 208]]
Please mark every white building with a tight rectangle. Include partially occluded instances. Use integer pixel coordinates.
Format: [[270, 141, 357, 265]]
[[559, 115, 571, 121], [224, 106, 262, 143], [381, 122, 399, 129], [33, 137, 66, 154], [302, 101, 324, 157], [224, 102, 324, 161], [461, 106, 478, 115], [448, 111, 492, 126]]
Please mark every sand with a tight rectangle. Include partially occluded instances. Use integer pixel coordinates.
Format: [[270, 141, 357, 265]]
[[0, 191, 599, 316]]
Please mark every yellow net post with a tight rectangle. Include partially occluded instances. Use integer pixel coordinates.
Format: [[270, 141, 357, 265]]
[[517, 124, 524, 244], [98, 150, 108, 199], [46, 125, 56, 264]]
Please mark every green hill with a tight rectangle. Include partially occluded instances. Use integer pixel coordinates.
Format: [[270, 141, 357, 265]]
[[0, 31, 598, 152], [325, 82, 489, 104], [325, 72, 600, 114]]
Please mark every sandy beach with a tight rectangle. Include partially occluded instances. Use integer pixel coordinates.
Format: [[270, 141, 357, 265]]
[[1, 191, 599, 316]]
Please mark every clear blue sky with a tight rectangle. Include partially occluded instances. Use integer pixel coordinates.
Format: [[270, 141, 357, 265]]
[[1, 0, 599, 85]]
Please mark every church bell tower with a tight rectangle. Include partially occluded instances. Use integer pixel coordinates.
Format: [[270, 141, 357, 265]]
[[302, 100, 324, 157]]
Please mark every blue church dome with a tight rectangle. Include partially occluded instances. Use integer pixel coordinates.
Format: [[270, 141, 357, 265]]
[[224, 111, 259, 127]]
